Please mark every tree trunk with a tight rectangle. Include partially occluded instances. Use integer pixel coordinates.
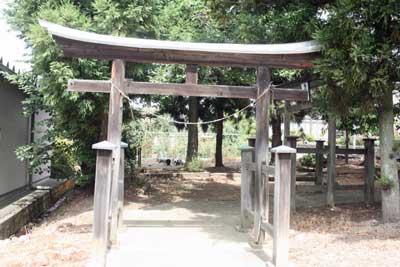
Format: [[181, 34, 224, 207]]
[[345, 128, 349, 164], [379, 87, 400, 223], [186, 96, 198, 163], [215, 109, 224, 167]]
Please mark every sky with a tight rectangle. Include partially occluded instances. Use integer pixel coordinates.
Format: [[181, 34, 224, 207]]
[[0, 0, 30, 71]]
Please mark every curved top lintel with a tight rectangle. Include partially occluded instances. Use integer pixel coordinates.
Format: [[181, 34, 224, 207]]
[[39, 20, 320, 68]]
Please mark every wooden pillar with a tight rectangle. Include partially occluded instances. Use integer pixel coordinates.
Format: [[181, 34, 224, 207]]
[[283, 101, 290, 138], [185, 65, 199, 163], [327, 114, 336, 208], [271, 145, 296, 267], [364, 138, 375, 204], [117, 142, 128, 229], [252, 66, 271, 245], [285, 136, 298, 212], [109, 59, 125, 245], [315, 140, 325, 185], [239, 146, 255, 231], [92, 141, 117, 267]]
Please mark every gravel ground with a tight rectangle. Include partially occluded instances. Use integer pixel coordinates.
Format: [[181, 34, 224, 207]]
[[1, 162, 399, 267]]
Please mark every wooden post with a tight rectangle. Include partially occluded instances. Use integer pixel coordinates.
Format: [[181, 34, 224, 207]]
[[315, 140, 324, 185], [283, 101, 290, 138], [185, 65, 199, 163], [271, 145, 296, 267], [92, 141, 117, 267], [327, 114, 336, 208], [109, 60, 125, 245], [117, 142, 128, 229], [364, 138, 375, 204], [285, 136, 298, 213], [252, 67, 271, 245], [239, 146, 255, 231]]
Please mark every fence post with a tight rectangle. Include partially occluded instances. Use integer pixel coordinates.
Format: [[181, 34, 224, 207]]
[[239, 146, 255, 231], [92, 141, 117, 267], [315, 140, 325, 185], [363, 138, 375, 204], [271, 145, 296, 267], [285, 136, 298, 213]]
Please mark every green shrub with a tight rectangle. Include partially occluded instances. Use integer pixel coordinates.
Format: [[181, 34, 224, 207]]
[[51, 137, 81, 180], [183, 157, 204, 172], [300, 154, 316, 167], [377, 175, 395, 191]]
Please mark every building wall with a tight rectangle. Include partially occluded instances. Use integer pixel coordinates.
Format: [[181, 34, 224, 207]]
[[0, 78, 29, 196]]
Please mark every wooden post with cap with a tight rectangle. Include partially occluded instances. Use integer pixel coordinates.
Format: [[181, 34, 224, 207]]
[[271, 145, 296, 267], [92, 141, 117, 267]]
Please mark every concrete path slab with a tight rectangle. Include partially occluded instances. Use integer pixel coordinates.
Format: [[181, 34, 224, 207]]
[[107, 200, 268, 267]]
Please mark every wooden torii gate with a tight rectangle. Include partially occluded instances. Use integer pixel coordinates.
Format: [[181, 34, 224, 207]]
[[40, 20, 320, 267]]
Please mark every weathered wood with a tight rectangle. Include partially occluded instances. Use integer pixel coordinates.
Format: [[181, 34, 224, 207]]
[[336, 148, 365, 154], [245, 162, 275, 175], [127, 81, 255, 99], [260, 221, 274, 237], [68, 79, 111, 93], [272, 88, 309, 101], [327, 114, 336, 208], [315, 140, 324, 185], [39, 20, 320, 68], [68, 78, 309, 101], [283, 102, 290, 138], [92, 141, 116, 267], [252, 67, 271, 245], [363, 138, 375, 204], [185, 65, 199, 163], [272, 145, 296, 267], [109, 60, 125, 245], [117, 142, 128, 229], [285, 136, 298, 213], [240, 147, 254, 231]]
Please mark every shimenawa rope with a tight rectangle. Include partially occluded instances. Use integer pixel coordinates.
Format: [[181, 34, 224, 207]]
[[110, 81, 272, 126]]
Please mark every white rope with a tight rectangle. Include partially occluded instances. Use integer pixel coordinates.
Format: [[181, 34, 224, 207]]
[[110, 81, 272, 125]]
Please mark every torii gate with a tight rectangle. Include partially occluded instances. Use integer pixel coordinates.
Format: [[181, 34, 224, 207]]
[[40, 20, 320, 267]]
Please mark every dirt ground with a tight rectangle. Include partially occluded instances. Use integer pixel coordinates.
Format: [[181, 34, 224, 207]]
[[1, 160, 400, 267]]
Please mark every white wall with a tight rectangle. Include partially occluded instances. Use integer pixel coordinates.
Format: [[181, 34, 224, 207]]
[[0, 79, 29, 195]]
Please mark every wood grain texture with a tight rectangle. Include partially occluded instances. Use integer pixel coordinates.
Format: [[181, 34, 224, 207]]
[[108, 60, 125, 245], [68, 78, 309, 101], [240, 149, 253, 231], [117, 147, 125, 229], [252, 67, 271, 245], [273, 151, 293, 267], [92, 149, 113, 267], [56, 37, 318, 68], [285, 136, 298, 213]]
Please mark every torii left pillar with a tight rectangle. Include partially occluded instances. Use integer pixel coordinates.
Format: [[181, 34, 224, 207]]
[[91, 60, 126, 267]]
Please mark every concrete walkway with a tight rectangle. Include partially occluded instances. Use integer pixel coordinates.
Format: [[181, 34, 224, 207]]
[[107, 200, 268, 267]]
